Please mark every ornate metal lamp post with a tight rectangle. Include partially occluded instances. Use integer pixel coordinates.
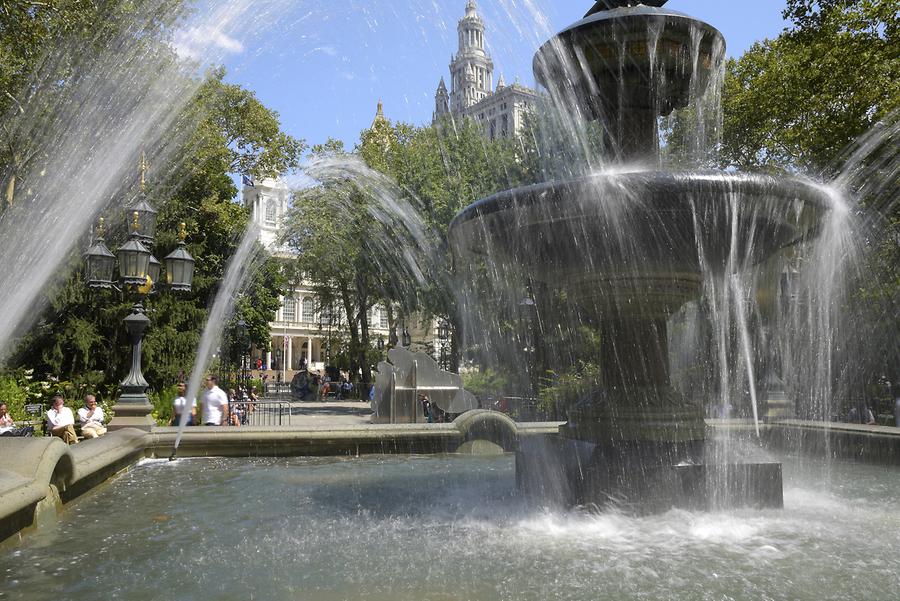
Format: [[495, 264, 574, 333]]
[[83, 156, 195, 431], [236, 318, 250, 390], [437, 319, 451, 371]]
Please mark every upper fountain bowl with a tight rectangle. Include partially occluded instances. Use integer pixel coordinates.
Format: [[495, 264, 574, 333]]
[[533, 4, 726, 161]]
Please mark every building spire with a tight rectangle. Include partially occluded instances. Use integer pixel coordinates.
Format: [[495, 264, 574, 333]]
[[372, 99, 387, 127]]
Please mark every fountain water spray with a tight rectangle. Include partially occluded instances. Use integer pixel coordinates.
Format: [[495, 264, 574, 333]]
[[0, 0, 290, 363], [172, 222, 265, 457]]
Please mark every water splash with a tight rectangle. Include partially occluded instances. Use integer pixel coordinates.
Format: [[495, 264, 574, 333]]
[[174, 223, 265, 450], [0, 0, 292, 363], [280, 155, 445, 308]]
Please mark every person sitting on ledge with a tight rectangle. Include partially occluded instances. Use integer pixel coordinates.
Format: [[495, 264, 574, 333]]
[[77, 394, 107, 439], [47, 395, 78, 444], [0, 402, 34, 437]]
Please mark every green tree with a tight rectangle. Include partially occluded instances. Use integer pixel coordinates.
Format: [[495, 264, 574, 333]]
[[721, 0, 898, 173], [369, 116, 530, 370], [8, 68, 304, 390], [284, 138, 393, 386], [0, 0, 188, 207]]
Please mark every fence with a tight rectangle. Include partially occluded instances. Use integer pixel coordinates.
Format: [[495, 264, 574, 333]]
[[228, 400, 292, 427]]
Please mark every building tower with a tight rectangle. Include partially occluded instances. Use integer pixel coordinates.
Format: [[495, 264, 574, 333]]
[[243, 177, 290, 250], [434, 77, 450, 121], [449, 0, 494, 114]]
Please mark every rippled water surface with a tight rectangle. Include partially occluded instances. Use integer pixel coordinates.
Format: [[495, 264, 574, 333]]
[[2, 455, 899, 601]]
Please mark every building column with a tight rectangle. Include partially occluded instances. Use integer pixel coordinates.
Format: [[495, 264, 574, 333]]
[[266, 349, 272, 371], [307, 337, 313, 366], [286, 336, 293, 371]]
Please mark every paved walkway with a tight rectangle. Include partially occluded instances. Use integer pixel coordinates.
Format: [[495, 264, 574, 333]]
[[280, 400, 374, 427]]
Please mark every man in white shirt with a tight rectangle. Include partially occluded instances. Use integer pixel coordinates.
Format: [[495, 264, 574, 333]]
[[77, 394, 106, 439], [171, 382, 197, 426], [200, 375, 229, 426], [47, 395, 77, 444]]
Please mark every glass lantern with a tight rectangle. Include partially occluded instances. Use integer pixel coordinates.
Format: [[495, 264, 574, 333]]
[[83, 218, 117, 289], [164, 223, 195, 292], [147, 254, 161, 287], [126, 196, 158, 245], [117, 212, 151, 287]]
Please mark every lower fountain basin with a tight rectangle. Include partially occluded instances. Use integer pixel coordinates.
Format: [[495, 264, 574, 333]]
[[450, 170, 830, 314], [3, 453, 898, 600]]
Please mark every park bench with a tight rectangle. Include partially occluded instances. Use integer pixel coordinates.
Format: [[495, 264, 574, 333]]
[[22, 404, 44, 435]]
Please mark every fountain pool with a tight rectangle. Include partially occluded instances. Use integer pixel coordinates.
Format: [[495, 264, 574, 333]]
[[2, 452, 899, 601]]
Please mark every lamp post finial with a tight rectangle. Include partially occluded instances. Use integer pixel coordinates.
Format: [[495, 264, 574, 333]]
[[139, 152, 149, 192]]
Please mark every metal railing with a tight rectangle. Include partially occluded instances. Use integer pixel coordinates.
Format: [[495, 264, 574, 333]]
[[228, 400, 292, 426]]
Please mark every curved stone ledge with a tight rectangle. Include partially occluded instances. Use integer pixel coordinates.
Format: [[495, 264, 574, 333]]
[[454, 410, 519, 452], [149, 424, 465, 458], [0, 437, 73, 541], [0, 430, 148, 543]]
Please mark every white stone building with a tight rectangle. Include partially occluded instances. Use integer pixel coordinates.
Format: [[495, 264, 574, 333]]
[[241, 178, 390, 379], [434, 1, 540, 140], [243, 167, 445, 383]]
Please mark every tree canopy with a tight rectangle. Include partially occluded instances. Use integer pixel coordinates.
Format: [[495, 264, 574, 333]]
[[0, 1, 304, 394], [721, 0, 898, 174]]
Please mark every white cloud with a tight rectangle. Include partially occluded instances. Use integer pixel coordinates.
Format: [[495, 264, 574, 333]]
[[174, 24, 246, 60]]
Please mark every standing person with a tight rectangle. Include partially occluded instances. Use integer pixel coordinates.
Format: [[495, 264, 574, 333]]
[[320, 372, 331, 400], [419, 393, 431, 423], [247, 386, 258, 417], [893, 384, 900, 428], [77, 394, 106, 439], [427, 399, 443, 423], [200, 375, 229, 426], [47, 395, 77, 444], [171, 382, 197, 427]]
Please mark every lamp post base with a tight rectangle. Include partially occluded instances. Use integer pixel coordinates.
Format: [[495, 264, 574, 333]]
[[108, 393, 155, 431]]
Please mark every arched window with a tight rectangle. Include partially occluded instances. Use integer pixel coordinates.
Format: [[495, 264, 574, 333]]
[[265, 198, 277, 225], [302, 298, 315, 323], [282, 296, 296, 322]]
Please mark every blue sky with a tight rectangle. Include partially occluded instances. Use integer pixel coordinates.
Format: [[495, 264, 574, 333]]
[[221, 0, 790, 153]]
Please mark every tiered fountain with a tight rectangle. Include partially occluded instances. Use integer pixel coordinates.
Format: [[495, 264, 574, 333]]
[[450, 0, 831, 511]]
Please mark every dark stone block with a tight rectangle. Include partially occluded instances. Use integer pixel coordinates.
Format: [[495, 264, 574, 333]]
[[517, 434, 784, 513]]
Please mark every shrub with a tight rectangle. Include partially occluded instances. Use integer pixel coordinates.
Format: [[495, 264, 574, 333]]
[[150, 384, 180, 426]]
